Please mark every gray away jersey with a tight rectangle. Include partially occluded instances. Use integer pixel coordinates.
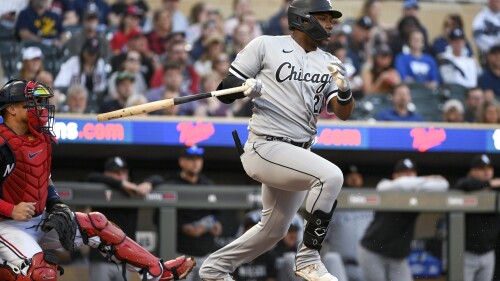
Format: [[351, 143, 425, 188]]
[[230, 35, 339, 142]]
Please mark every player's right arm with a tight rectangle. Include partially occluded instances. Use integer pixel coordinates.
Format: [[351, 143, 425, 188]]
[[217, 36, 266, 104]]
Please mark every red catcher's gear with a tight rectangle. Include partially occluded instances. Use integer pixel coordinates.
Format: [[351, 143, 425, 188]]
[[0, 124, 54, 216], [0, 252, 59, 280], [75, 212, 195, 280]]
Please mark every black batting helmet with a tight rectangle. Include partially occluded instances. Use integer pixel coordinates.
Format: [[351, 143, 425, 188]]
[[288, 0, 342, 41]]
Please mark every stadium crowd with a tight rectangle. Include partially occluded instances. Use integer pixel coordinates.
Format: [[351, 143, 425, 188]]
[[0, 0, 498, 123]]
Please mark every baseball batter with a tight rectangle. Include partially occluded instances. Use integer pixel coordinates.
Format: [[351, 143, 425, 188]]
[[0, 80, 194, 281], [199, 1, 354, 281]]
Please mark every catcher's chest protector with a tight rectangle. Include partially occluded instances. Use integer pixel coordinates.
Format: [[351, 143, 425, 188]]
[[0, 125, 52, 215]]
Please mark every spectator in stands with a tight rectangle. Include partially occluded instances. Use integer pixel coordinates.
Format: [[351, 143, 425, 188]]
[[187, 2, 210, 44], [49, 0, 78, 27], [62, 84, 88, 114], [191, 19, 225, 62], [108, 50, 147, 99], [326, 165, 373, 281], [150, 40, 200, 94], [346, 16, 373, 74], [66, 5, 111, 59], [464, 88, 485, 123], [87, 156, 157, 281], [73, 0, 110, 29], [0, 1, 28, 41], [478, 44, 500, 101], [359, 0, 389, 51], [148, 63, 196, 116], [454, 154, 500, 281], [400, 0, 429, 45], [390, 15, 429, 56], [161, 146, 222, 281], [36, 70, 64, 113], [472, 0, 500, 56], [359, 158, 449, 281], [111, 29, 155, 88], [194, 34, 226, 77], [375, 84, 424, 121], [476, 100, 500, 124], [228, 23, 253, 61], [212, 52, 231, 78], [432, 14, 473, 59], [395, 29, 439, 88], [15, 0, 68, 46], [439, 28, 478, 89], [108, 0, 149, 28], [161, 0, 188, 34], [224, 0, 263, 39], [146, 9, 172, 55], [233, 210, 278, 281], [442, 99, 465, 123], [266, 0, 292, 36], [15, 46, 44, 81], [99, 72, 136, 113], [54, 37, 107, 111], [110, 5, 144, 54], [361, 43, 401, 95], [195, 71, 231, 117]]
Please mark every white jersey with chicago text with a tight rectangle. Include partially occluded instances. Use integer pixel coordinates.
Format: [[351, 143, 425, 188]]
[[230, 35, 339, 142]]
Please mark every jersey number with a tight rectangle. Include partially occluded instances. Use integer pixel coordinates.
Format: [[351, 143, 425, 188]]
[[313, 95, 323, 115]]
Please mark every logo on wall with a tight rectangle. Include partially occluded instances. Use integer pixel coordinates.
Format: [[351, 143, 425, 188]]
[[493, 129, 500, 150], [410, 127, 446, 152], [177, 122, 215, 146]]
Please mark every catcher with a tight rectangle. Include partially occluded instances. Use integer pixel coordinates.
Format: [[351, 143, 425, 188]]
[[0, 80, 195, 281]]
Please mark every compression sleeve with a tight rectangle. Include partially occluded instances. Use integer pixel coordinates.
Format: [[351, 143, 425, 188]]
[[0, 199, 14, 217], [46, 183, 63, 213], [216, 73, 246, 104]]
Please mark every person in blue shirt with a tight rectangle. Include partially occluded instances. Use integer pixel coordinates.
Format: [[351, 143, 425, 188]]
[[73, 0, 110, 27], [15, 0, 66, 46], [395, 29, 440, 89], [375, 84, 424, 122], [478, 44, 500, 101]]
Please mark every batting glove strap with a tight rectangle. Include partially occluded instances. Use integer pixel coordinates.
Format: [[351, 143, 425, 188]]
[[329, 61, 351, 92], [337, 89, 353, 105]]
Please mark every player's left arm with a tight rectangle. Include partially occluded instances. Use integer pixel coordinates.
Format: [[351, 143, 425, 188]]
[[327, 60, 355, 120]]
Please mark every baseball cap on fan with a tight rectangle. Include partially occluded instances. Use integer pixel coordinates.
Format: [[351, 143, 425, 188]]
[[22, 46, 43, 61], [403, 0, 419, 9], [449, 28, 465, 40], [104, 156, 128, 172], [470, 154, 493, 169], [393, 158, 417, 173]]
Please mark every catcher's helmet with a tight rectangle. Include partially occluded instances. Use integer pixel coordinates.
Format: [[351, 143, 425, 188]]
[[288, 0, 342, 41], [0, 79, 55, 135]]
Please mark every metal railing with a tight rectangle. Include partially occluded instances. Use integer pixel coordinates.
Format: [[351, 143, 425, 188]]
[[57, 182, 499, 281]]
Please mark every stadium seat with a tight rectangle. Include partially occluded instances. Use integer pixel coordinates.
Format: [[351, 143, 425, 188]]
[[351, 93, 392, 120], [440, 83, 467, 102], [0, 40, 20, 75]]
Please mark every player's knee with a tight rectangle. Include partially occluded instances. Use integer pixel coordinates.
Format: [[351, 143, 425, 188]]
[[324, 167, 343, 191], [29, 252, 61, 281], [265, 223, 290, 242]]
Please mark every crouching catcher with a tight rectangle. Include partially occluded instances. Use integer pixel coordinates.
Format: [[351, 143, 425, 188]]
[[0, 79, 195, 281]]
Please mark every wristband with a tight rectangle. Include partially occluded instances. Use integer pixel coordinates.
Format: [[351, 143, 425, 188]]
[[337, 90, 353, 105]]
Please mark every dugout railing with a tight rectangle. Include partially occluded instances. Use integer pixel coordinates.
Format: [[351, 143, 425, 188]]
[[57, 182, 499, 281]]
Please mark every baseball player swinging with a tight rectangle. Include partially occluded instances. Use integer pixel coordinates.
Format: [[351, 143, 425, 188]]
[[0, 80, 194, 281], [199, 0, 354, 280]]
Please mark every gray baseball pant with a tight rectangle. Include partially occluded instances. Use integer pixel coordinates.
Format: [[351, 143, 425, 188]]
[[200, 133, 343, 279]]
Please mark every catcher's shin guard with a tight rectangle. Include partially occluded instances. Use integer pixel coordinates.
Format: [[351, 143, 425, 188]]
[[75, 212, 195, 281], [0, 252, 62, 281], [303, 200, 338, 251]]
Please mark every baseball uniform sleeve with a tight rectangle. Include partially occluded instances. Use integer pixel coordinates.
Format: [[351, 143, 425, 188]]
[[229, 36, 266, 80]]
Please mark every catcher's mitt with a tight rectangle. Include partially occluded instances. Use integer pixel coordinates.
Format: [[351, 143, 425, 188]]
[[42, 203, 77, 251]]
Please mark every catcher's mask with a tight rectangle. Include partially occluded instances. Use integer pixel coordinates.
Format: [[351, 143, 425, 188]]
[[288, 0, 342, 41], [0, 79, 55, 136]]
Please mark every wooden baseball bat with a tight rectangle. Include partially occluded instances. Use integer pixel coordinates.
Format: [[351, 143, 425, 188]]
[[97, 84, 250, 122]]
